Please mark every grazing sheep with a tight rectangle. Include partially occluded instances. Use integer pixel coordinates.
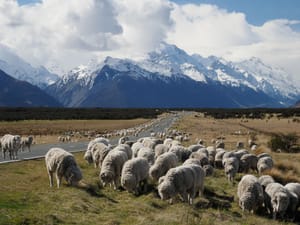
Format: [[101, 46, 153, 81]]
[[257, 153, 271, 160], [236, 141, 244, 149], [188, 144, 204, 153], [142, 137, 162, 149], [183, 158, 201, 166], [1, 134, 21, 160], [85, 142, 111, 168], [222, 151, 235, 166], [121, 158, 150, 195], [214, 149, 226, 168], [158, 164, 205, 204], [113, 144, 133, 159], [215, 140, 225, 149], [264, 182, 290, 219], [239, 154, 258, 173], [137, 147, 155, 165], [131, 142, 144, 158], [100, 150, 128, 190], [223, 157, 239, 183], [189, 152, 209, 167], [257, 156, 273, 174], [237, 174, 264, 213], [154, 144, 169, 159], [87, 137, 110, 152], [203, 164, 214, 177], [234, 149, 249, 161], [285, 183, 300, 200], [149, 152, 178, 181], [258, 175, 275, 190], [285, 189, 299, 221], [206, 146, 216, 165], [169, 145, 186, 162], [20, 136, 33, 152], [45, 148, 82, 188]]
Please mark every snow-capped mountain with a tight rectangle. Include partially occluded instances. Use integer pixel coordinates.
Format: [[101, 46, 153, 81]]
[[0, 44, 59, 89], [45, 42, 300, 108]]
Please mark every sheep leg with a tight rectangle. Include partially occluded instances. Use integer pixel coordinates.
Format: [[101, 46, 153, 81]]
[[48, 171, 54, 187], [56, 174, 62, 188], [113, 178, 120, 190]]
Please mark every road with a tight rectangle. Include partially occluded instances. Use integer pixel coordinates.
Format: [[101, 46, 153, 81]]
[[0, 111, 184, 164]]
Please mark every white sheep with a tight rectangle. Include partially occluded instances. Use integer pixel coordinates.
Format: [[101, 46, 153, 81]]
[[131, 142, 144, 158], [121, 158, 150, 195], [264, 182, 290, 219], [113, 144, 133, 159], [45, 148, 82, 188], [257, 156, 273, 174], [85, 142, 111, 168], [168, 145, 186, 162], [154, 144, 169, 159], [158, 164, 205, 204], [189, 152, 209, 167], [223, 157, 239, 183], [20, 136, 33, 152], [87, 137, 110, 152], [203, 164, 214, 177], [149, 152, 178, 181], [183, 158, 201, 166], [237, 174, 264, 213], [258, 175, 275, 190], [137, 147, 155, 165], [100, 149, 128, 190], [118, 136, 129, 145], [214, 149, 226, 168], [1, 134, 21, 160]]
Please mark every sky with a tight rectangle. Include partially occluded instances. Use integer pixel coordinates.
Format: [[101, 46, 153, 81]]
[[1, 0, 300, 85]]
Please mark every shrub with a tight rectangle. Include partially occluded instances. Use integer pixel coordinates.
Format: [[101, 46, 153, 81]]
[[268, 133, 299, 153]]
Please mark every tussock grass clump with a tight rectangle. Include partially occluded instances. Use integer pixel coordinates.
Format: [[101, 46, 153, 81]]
[[265, 168, 300, 185]]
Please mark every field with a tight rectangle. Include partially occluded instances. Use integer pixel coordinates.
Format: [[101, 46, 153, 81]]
[[0, 111, 300, 225]]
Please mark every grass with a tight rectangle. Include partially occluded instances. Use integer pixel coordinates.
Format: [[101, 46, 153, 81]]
[[0, 112, 300, 224]]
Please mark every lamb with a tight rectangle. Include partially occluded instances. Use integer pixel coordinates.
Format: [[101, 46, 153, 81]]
[[149, 152, 178, 181], [137, 147, 155, 165], [45, 148, 82, 188], [158, 164, 205, 204], [121, 158, 150, 195], [1, 134, 21, 160], [20, 136, 34, 152], [258, 175, 275, 190], [154, 144, 169, 159], [257, 156, 273, 174], [264, 182, 290, 219], [237, 174, 264, 213], [223, 157, 239, 183], [239, 154, 258, 173], [100, 149, 128, 190]]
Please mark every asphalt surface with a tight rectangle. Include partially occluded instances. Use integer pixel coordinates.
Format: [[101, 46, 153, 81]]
[[0, 112, 184, 164]]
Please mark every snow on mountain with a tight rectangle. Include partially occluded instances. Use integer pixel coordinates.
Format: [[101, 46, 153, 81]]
[[137, 43, 207, 83], [0, 44, 59, 89]]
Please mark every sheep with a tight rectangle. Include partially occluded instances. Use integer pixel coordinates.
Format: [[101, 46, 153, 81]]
[[100, 149, 128, 190], [237, 174, 264, 213], [45, 148, 82, 188], [203, 164, 214, 177], [113, 144, 133, 159], [84, 142, 111, 168], [154, 144, 169, 159], [142, 137, 162, 149], [215, 140, 225, 149], [257, 153, 271, 160], [236, 141, 244, 149], [188, 144, 204, 153], [258, 175, 275, 190], [168, 145, 186, 162], [20, 136, 34, 152], [264, 182, 290, 219], [149, 152, 178, 181], [214, 149, 226, 168], [121, 158, 150, 195], [189, 152, 209, 167], [137, 147, 155, 165], [233, 149, 249, 161], [223, 157, 239, 183], [183, 158, 201, 166], [131, 142, 144, 158], [87, 137, 110, 152], [118, 136, 129, 145], [1, 134, 21, 160], [257, 156, 273, 174], [285, 189, 299, 221], [284, 183, 300, 200], [206, 146, 216, 165], [158, 164, 205, 204], [239, 154, 258, 173], [222, 151, 235, 166]]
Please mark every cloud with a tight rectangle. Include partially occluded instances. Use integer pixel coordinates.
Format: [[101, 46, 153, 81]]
[[0, 0, 299, 85], [166, 3, 300, 85]]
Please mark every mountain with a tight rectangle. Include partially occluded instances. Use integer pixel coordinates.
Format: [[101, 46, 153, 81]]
[[0, 69, 61, 107], [0, 44, 59, 89], [292, 100, 300, 108], [46, 43, 299, 108]]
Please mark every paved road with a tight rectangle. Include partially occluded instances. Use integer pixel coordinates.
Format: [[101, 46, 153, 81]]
[[0, 112, 184, 164]]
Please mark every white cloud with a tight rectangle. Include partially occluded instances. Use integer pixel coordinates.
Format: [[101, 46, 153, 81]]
[[0, 0, 299, 86]]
